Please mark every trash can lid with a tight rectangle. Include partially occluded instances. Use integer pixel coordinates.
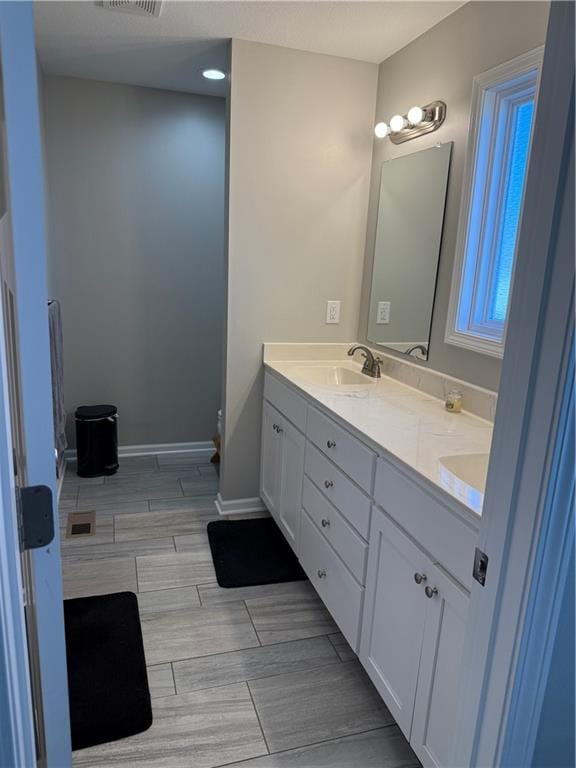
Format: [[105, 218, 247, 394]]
[[75, 404, 117, 421]]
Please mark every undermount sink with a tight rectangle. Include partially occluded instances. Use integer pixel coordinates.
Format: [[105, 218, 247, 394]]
[[289, 365, 374, 390], [438, 453, 490, 514]]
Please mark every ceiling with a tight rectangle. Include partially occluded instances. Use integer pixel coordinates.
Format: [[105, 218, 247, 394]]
[[34, 1, 466, 97]]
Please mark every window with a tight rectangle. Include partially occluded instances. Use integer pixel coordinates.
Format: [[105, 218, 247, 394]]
[[446, 48, 543, 357]]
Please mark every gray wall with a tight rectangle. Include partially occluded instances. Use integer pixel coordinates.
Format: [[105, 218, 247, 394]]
[[43, 76, 226, 446], [221, 40, 377, 502], [358, 1, 550, 391]]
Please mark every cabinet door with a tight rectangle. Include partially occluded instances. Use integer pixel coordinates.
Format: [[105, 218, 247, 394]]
[[260, 401, 282, 517], [276, 417, 305, 553], [360, 507, 430, 738], [411, 564, 469, 768]]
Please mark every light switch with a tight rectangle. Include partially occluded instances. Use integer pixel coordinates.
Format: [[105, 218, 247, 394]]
[[377, 301, 391, 324], [326, 300, 341, 324]]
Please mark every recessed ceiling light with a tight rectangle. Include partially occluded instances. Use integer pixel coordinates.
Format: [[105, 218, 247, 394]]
[[202, 69, 226, 81]]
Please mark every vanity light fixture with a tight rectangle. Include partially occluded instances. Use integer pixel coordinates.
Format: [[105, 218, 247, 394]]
[[374, 101, 447, 144], [407, 105, 425, 125], [202, 68, 226, 80], [389, 114, 407, 133], [374, 122, 390, 138]]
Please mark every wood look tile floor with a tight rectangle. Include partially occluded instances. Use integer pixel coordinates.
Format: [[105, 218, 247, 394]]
[[60, 453, 420, 768]]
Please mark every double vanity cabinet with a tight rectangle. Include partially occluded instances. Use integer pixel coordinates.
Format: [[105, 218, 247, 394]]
[[260, 365, 484, 768]]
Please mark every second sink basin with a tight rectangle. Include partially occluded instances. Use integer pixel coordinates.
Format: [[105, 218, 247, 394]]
[[438, 453, 490, 514]]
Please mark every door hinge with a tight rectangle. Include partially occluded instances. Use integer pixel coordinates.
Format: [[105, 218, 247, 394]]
[[17, 485, 55, 551], [473, 547, 489, 586]]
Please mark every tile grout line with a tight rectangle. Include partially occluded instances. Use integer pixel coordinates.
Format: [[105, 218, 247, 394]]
[[167, 657, 346, 699], [211, 724, 410, 768], [137, 582, 208, 601], [137, 576, 217, 596], [266, 723, 411, 758], [166, 634, 342, 673], [245, 681, 271, 756], [60, 536, 180, 562], [243, 599, 263, 647], [169, 661, 177, 696], [245, 630, 342, 651], [197, 584, 206, 607], [327, 632, 355, 663]]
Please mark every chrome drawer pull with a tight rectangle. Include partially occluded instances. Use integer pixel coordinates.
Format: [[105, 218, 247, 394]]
[[326, 440, 336, 449], [414, 572, 427, 585], [317, 569, 327, 579], [425, 586, 438, 599], [324, 480, 333, 489], [321, 518, 330, 528]]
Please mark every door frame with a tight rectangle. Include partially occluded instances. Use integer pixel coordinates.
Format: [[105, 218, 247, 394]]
[[453, 3, 574, 765], [0, 325, 36, 768], [0, 3, 71, 766]]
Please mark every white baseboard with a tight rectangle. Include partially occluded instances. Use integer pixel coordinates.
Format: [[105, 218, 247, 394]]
[[214, 493, 268, 517], [63, 440, 214, 462]]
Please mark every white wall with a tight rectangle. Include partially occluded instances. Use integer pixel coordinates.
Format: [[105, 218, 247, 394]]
[[43, 76, 226, 446], [222, 40, 377, 502], [358, 0, 550, 391]]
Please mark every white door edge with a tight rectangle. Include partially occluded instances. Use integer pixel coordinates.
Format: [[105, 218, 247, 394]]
[[0, 279, 35, 768], [0, 4, 72, 765]]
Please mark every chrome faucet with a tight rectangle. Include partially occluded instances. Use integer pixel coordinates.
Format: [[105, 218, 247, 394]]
[[405, 344, 428, 358], [347, 345, 382, 378]]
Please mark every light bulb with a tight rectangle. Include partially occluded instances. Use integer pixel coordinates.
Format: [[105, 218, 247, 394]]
[[390, 114, 407, 133], [202, 69, 226, 80], [374, 122, 390, 138], [407, 105, 425, 125]]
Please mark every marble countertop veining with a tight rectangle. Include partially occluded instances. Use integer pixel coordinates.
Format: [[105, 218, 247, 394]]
[[264, 359, 493, 517]]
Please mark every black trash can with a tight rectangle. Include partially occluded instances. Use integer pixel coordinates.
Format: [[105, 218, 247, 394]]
[[75, 405, 119, 478]]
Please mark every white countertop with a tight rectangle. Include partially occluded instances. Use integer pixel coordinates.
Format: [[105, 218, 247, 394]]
[[264, 359, 493, 516]]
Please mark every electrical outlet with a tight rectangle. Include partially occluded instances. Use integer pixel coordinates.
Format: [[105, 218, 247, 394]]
[[377, 301, 391, 324], [326, 300, 341, 324]]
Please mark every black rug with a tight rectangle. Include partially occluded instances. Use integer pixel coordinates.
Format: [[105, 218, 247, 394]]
[[207, 518, 306, 588], [64, 592, 153, 751]]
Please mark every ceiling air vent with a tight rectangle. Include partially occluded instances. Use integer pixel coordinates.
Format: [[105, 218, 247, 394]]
[[100, 0, 162, 18]]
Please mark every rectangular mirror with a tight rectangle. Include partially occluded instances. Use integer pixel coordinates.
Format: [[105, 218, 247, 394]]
[[367, 142, 452, 360]]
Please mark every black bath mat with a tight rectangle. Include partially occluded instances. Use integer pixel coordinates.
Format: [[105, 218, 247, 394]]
[[64, 592, 153, 751], [207, 518, 306, 588]]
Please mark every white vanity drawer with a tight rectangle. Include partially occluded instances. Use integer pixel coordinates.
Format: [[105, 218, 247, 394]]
[[305, 443, 371, 539], [302, 477, 368, 585], [264, 372, 307, 433], [374, 457, 478, 590], [307, 406, 375, 491], [299, 510, 364, 652]]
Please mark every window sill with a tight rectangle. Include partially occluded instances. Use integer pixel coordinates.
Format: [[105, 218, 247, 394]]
[[444, 329, 505, 359]]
